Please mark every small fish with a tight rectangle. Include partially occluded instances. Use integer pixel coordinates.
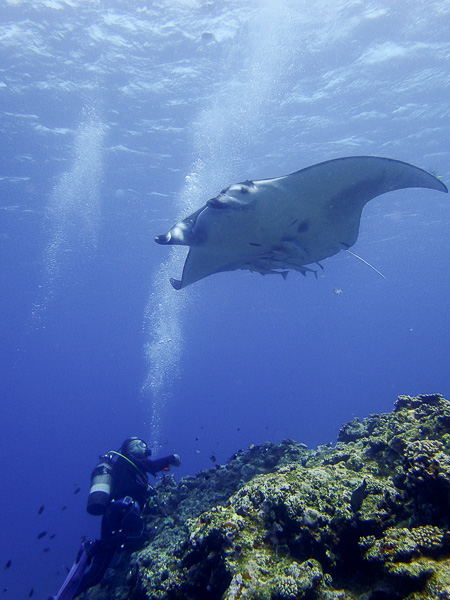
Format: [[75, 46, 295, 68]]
[[201, 31, 214, 42], [4, 560, 11, 570], [73, 487, 81, 495], [210, 454, 216, 463], [42, 547, 50, 553], [49, 534, 56, 539], [37, 531, 47, 539], [333, 288, 343, 295], [61, 505, 67, 511], [38, 505, 45, 515], [29, 589, 34, 598]]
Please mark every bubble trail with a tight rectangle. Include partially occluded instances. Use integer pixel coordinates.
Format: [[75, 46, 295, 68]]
[[141, 169, 204, 447], [142, 0, 299, 447], [32, 109, 105, 323]]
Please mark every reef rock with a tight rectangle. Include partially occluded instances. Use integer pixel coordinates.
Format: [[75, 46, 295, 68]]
[[82, 394, 450, 600]]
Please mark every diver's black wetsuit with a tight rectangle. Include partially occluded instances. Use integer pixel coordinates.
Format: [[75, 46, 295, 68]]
[[76, 450, 180, 596], [110, 454, 176, 509]]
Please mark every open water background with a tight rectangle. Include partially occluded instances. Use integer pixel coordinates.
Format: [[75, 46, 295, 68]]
[[0, 1, 449, 597]]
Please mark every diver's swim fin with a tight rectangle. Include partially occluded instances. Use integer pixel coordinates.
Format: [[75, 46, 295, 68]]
[[51, 543, 91, 600]]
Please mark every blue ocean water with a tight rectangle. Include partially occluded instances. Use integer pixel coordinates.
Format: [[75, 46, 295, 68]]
[[0, 1, 449, 597]]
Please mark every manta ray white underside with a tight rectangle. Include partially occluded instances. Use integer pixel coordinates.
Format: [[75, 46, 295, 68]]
[[155, 156, 448, 290]]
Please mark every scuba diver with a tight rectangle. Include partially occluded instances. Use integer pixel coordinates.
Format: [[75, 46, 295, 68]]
[[52, 437, 181, 600]]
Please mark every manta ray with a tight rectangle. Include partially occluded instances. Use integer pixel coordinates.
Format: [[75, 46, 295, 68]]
[[155, 156, 447, 290]]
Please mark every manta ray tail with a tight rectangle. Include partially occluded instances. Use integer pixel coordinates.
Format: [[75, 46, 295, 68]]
[[343, 248, 386, 279]]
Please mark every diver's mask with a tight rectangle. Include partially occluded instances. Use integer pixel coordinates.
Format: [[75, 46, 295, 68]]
[[121, 437, 152, 460]]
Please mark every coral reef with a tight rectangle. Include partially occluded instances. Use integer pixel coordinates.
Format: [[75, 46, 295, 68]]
[[82, 394, 450, 600]]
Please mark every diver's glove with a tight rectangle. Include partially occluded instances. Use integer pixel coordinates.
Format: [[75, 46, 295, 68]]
[[145, 453, 181, 476]]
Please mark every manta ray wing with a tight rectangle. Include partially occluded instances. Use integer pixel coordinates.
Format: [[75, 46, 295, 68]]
[[155, 156, 448, 289]]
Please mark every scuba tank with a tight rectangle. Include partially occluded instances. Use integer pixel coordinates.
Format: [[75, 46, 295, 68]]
[[86, 456, 114, 516]]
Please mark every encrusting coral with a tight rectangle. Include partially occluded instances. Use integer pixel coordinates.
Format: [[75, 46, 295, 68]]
[[82, 394, 450, 600]]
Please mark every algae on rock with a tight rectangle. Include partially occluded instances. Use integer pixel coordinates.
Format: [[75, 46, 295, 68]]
[[81, 394, 450, 600]]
